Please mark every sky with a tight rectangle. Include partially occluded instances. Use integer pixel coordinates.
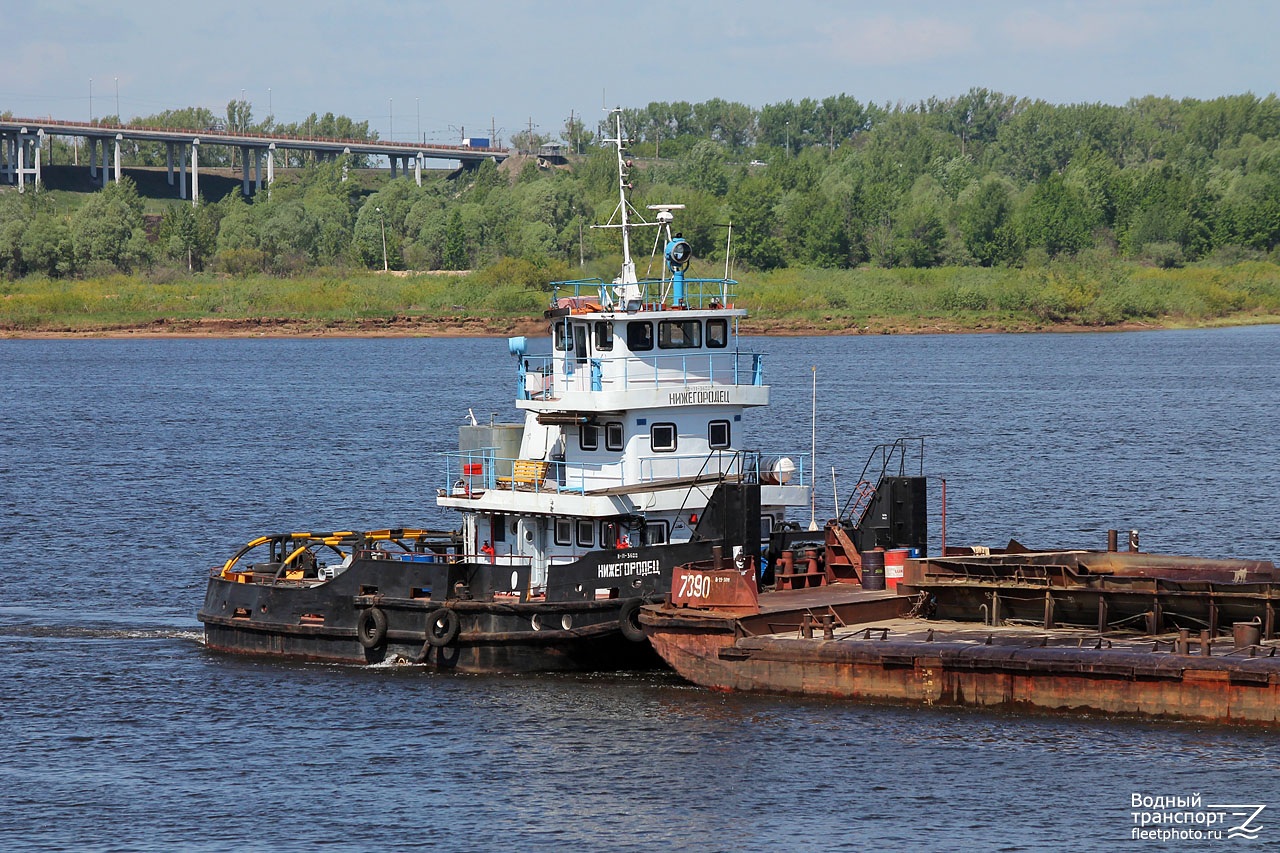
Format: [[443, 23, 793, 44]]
[[4, 0, 1279, 147]]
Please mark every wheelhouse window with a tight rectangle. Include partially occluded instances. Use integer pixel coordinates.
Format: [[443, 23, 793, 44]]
[[579, 423, 599, 451], [605, 421, 624, 451], [595, 321, 614, 351], [627, 321, 654, 351], [706, 319, 728, 348], [708, 420, 731, 449], [658, 319, 701, 349], [650, 422, 677, 452], [644, 521, 669, 545], [553, 321, 571, 352], [573, 324, 588, 364], [576, 519, 594, 547], [554, 518, 572, 546]]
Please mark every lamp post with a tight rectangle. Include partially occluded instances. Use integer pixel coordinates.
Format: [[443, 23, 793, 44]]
[[376, 206, 388, 271]]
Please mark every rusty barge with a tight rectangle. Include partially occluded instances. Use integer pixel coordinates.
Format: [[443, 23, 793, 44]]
[[639, 449, 1280, 727]]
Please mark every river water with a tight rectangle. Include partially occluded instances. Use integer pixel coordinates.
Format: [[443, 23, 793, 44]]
[[1, 326, 1278, 851]]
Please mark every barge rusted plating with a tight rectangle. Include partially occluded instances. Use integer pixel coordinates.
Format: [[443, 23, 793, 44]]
[[640, 444, 1280, 727]]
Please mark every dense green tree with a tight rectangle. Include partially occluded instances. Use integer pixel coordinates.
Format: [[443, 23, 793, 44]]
[[1020, 173, 1100, 257], [957, 176, 1021, 266], [20, 213, 74, 277], [69, 178, 150, 271], [682, 141, 729, 195], [728, 176, 783, 270], [159, 203, 216, 271], [443, 209, 468, 270]]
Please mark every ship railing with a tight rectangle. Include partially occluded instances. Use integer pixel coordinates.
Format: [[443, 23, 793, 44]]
[[442, 448, 810, 496], [550, 276, 738, 310], [638, 450, 810, 488], [518, 350, 765, 400]]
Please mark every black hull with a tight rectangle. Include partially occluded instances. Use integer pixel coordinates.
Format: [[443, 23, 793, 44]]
[[199, 482, 761, 672], [199, 570, 668, 672], [201, 613, 661, 672]]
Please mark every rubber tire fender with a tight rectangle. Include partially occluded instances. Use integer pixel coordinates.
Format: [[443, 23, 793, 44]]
[[618, 597, 647, 643], [425, 608, 461, 648], [357, 606, 388, 649]]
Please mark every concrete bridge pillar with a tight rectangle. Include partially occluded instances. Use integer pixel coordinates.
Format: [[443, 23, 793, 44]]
[[100, 138, 109, 188], [88, 137, 98, 179], [33, 130, 43, 189], [389, 154, 397, 179], [241, 146, 251, 196], [166, 142, 174, 186], [16, 134, 24, 193], [191, 139, 200, 205], [179, 144, 187, 199], [266, 143, 275, 198], [114, 133, 122, 184], [415, 152, 423, 186]]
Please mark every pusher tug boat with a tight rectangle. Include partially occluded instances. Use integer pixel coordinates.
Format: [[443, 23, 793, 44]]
[[640, 440, 1280, 727], [198, 111, 812, 671]]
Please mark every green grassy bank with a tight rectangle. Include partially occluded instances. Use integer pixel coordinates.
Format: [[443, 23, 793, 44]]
[[4, 259, 1280, 335]]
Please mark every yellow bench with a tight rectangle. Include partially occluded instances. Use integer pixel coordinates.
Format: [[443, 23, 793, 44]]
[[497, 459, 549, 490]]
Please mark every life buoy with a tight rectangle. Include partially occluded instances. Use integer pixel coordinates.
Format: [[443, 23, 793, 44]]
[[425, 608, 460, 647], [357, 607, 388, 649], [618, 598, 647, 643]]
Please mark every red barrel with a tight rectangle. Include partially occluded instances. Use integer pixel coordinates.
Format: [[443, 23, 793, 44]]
[[884, 549, 910, 590]]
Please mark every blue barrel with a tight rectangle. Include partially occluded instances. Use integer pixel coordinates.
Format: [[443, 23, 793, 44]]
[[861, 550, 886, 591]]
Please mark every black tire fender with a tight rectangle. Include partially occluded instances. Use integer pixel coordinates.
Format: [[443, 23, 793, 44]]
[[357, 606, 388, 649], [425, 608, 461, 648], [618, 597, 647, 643]]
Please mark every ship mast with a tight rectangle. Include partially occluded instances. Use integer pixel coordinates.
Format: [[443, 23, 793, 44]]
[[593, 108, 645, 309], [608, 110, 637, 289]]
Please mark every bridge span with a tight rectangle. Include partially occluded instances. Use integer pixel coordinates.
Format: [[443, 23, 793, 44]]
[[0, 116, 509, 202]]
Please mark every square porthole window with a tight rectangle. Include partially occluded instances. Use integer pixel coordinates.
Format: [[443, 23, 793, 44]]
[[595, 321, 614, 351], [627, 321, 654, 352], [576, 520, 595, 547], [554, 518, 572, 546], [606, 422, 624, 451], [645, 521, 668, 545], [707, 319, 728, 348], [579, 423, 599, 451], [650, 422, 677, 452], [708, 420, 731, 449]]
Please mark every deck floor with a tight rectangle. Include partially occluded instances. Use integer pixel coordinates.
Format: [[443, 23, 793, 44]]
[[756, 584, 903, 615]]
